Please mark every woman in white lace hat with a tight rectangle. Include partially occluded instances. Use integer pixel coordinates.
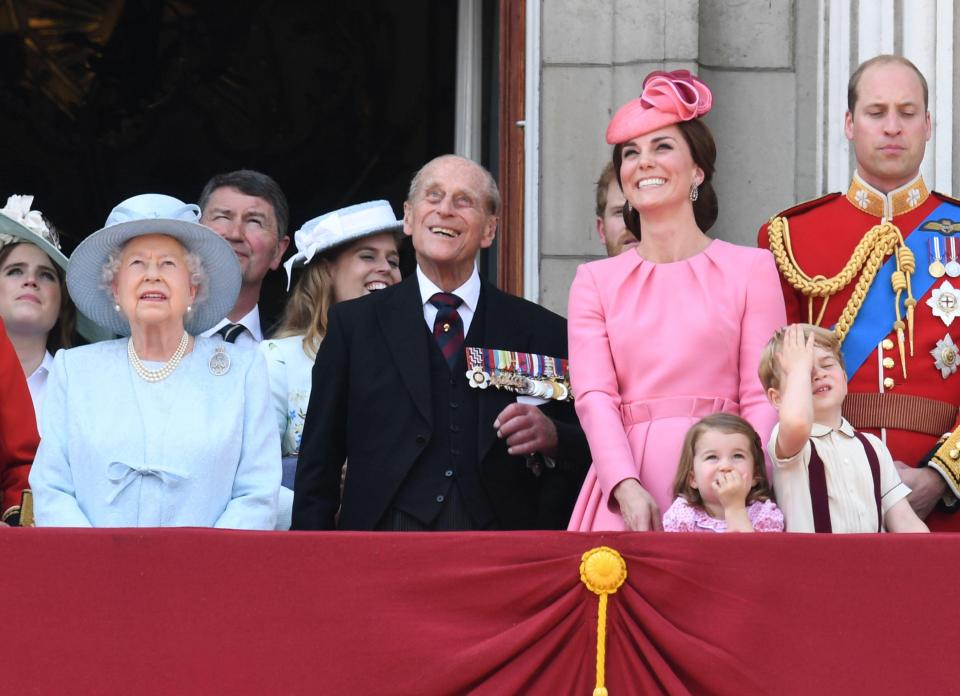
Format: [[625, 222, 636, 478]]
[[0, 195, 104, 429], [261, 200, 402, 468], [30, 193, 280, 528]]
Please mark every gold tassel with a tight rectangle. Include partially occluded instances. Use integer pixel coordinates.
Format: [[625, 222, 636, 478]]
[[580, 547, 627, 696]]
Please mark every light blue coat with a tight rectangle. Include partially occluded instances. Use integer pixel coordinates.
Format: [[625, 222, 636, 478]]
[[30, 337, 280, 528]]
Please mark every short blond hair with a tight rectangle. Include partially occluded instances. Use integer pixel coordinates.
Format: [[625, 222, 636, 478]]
[[758, 324, 844, 391]]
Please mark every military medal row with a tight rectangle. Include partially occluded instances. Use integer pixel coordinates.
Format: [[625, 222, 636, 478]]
[[465, 346, 572, 402]]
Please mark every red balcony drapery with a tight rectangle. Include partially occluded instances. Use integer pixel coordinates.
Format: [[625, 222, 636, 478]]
[[9, 529, 958, 694]]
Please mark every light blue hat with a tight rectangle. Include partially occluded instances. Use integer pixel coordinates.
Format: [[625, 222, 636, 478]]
[[67, 193, 241, 337]]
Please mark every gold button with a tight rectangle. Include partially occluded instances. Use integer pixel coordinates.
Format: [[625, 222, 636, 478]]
[[951, 449, 960, 460], [882, 339, 894, 350], [882, 357, 895, 369], [883, 377, 895, 389]]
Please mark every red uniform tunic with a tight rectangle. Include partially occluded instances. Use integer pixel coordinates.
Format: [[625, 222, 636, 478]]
[[759, 173, 960, 530], [0, 318, 38, 523]]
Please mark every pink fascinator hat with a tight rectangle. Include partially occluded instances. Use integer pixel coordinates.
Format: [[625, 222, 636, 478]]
[[605, 70, 713, 144]]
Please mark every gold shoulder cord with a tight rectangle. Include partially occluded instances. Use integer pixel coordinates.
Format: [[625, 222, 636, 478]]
[[767, 215, 916, 377]]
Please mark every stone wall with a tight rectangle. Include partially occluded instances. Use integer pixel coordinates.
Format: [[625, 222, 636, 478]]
[[537, 0, 809, 315]]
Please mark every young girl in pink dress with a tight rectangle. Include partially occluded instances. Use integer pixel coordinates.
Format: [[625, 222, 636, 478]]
[[662, 414, 783, 532], [567, 70, 786, 531]]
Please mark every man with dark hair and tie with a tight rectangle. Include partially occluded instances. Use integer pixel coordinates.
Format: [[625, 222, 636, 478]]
[[198, 169, 291, 345], [293, 155, 590, 531]]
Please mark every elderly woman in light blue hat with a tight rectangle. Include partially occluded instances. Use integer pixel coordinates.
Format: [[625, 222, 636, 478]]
[[30, 193, 280, 529], [261, 200, 402, 497]]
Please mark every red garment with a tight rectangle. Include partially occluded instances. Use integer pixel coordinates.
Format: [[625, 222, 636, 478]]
[[0, 318, 37, 521], [759, 179, 960, 530], [7, 529, 960, 694]]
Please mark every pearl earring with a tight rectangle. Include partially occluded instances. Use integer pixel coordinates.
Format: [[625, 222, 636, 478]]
[[114, 303, 120, 312]]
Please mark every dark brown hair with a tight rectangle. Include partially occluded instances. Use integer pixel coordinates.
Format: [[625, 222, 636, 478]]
[[0, 242, 75, 353], [671, 413, 774, 508], [198, 169, 290, 237], [612, 118, 718, 236]]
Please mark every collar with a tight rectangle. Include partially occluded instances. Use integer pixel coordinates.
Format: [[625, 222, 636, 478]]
[[208, 305, 262, 341], [415, 265, 481, 313], [28, 350, 54, 381], [845, 170, 929, 219], [810, 417, 856, 438]]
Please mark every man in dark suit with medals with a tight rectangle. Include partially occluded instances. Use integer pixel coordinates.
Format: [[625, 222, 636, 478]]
[[759, 55, 960, 530], [292, 155, 590, 531]]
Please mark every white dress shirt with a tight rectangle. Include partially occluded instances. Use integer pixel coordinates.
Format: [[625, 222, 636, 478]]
[[202, 305, 263, 347], [26, 350, 54, 433], [416, 265, 481, 337]]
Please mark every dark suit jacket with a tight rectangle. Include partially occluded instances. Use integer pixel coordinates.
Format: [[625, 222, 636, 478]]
[[292, 274, 590, 530]]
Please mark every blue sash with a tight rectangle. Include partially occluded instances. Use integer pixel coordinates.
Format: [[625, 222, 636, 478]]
[[841, 202, 960, 375]]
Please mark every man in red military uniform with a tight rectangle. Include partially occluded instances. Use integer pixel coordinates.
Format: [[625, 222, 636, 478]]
[[759, 54, 960, 531], [1, 317, 38, 525]]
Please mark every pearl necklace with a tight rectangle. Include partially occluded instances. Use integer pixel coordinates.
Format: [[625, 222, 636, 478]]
[[128, 331, 190, 383]]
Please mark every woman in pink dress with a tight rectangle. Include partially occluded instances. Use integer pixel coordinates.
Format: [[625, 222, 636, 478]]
[[567, 70, 786, 531]]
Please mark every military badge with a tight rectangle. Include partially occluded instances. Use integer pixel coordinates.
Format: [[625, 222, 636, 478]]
[[931, 334, 959, 379], [927, 280, 960, 326]]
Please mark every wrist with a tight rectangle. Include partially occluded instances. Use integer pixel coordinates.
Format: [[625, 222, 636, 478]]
[[613, 478, 641, 501]]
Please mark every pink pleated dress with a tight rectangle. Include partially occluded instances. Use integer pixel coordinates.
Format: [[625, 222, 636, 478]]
[[566, 240, 786, 531]]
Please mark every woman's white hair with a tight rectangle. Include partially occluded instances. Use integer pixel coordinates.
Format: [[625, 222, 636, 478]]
[[99, 236, 209, 307]]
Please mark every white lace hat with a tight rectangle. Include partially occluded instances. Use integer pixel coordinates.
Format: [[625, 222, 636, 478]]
[[282, 200, 403, 290], [67, 193, 241, 336], [0, 195, 111, 342]]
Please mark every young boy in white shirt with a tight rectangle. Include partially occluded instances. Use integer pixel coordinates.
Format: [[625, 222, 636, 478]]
[[758, 324, 928, 533]]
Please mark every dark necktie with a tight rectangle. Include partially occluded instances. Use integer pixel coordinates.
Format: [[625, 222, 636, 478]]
[[429, 293, 464, 369], [216, 323, 246, 344]]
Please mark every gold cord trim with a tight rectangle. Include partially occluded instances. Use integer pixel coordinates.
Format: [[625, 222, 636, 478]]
[[580, 546, 627, 696], [767, 215, 916, 375]]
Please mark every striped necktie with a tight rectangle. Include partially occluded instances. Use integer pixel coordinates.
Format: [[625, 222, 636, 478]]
[[429, 293, 464, 369], [216, 323, 246, 344]]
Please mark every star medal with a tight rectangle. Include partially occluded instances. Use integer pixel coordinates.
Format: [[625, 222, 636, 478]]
[[929, 236, 946, 278], [208, 346, 231, 376], [465, 347, 490, 389], [947, 237, 960, 278], [928, 280, 960, 327], [932, 334, 959, 378]]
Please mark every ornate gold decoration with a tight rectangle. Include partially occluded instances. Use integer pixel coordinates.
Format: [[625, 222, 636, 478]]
[[767, 215, 916, 375], [580, 546, 627, 696]]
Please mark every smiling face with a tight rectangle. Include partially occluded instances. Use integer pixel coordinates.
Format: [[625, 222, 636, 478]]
[[403, 156, 498, 289], [0, 243, 62, 339], [329, 231, 401, 303], [112, 234, 197, 333], [596, 179, 636, 256], [845, 61, 931, 192], [618, 124, 703, 215], [689, 430, 758, 512], [200, 186, 289, 289]]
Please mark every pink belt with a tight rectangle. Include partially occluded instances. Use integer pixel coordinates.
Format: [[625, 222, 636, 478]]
[[620, 396, 739, 427]]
